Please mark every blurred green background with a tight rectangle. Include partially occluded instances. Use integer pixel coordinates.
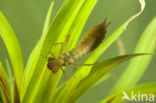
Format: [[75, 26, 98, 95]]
[[0, 0, 155, 103]]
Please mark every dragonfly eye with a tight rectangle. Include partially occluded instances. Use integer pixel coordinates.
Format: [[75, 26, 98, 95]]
[[47, 63, 59, 73], [47, 64, 52, 70], [48, 57, 55, 62]]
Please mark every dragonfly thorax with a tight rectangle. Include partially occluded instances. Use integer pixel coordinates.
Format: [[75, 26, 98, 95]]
[[63, 54, 75, 65]]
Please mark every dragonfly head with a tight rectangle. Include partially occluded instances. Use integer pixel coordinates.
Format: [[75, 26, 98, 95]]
[[47, 57, 64, 73]]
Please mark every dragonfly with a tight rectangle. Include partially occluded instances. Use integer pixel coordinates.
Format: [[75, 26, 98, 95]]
[[47, 18, 110, 78]]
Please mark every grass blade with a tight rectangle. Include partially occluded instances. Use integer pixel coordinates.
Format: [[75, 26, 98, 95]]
[[0, 61, 10, 103], [0, 88, 5, 103], [0, 11, 23, 89], [41, 1, 54, 37], [67, 54, 149, 103], [5, 59, 14, 103], [0, 85, 9, 103], [112, 17, 156, 92], [26, 2, 55, 103], [20, 1, 54, 100]]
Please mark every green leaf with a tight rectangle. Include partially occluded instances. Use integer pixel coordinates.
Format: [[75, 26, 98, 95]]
[[0, 11, 23, 89], [20, 1, 54, 100], [0, 61, 10, 103], [0, 61, 19, 103], [0, 86, 9, 103], [42, 1, 54, 36], [112, 17, 156, 93], [101, 82, 156, 103], [4, 59, 14, 103], [66, 54, 151, 103], [0, 89, 5, 103]]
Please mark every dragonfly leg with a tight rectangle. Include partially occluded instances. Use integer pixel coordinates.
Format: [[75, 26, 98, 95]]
[[45, 52, 57, 59], [50, 34, 70, 57], [66, 65, 77, 69], [72, 62, 98, 66], [65, 34, 70, 55], [53, 42, 65, 57]]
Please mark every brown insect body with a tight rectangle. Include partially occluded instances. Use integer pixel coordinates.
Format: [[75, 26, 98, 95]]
[[70, 19, 109, 60], [47, 19, 110, 74], [47, 57, 64, 73]]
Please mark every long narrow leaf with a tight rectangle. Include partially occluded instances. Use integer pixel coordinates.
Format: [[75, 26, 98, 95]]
[[27, 2, 55, 103], [0, 88, 5, 103], [0, 11, 23, 89], [5, 59, 14, 103], [20, 1, 54, 100], [42, 2, 54, 36], [0, 61, 10, 103], [67, 54, 149, 103], [112, 17, 156, 93], [0, 85, 9, 103]]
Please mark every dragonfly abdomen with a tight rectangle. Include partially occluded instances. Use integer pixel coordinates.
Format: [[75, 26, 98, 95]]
[[70, 19, 110, 60]]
